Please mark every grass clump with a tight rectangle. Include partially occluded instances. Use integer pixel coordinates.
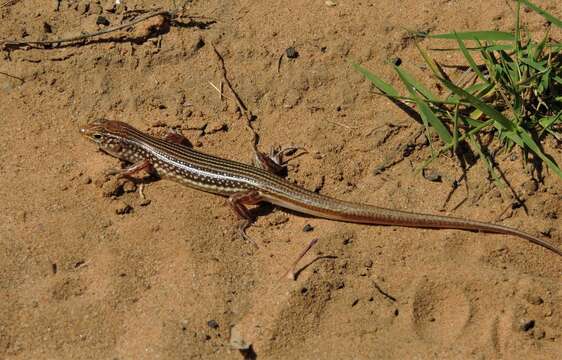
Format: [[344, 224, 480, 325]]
[[354, 0, 562, 181]]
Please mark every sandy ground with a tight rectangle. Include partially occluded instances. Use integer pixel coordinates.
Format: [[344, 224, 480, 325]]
[[1, 0, 561, 359]]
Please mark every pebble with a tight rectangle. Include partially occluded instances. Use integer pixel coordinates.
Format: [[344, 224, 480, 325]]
[[82, 176, 92, 185], [363, 259, 373, 268], [325, 0, 337, 6], [540, 228, 552, 237], [285, 47, 299, 59], [207, 320, 219, 329], [96, 16, 110, 26], [43, 22, 52, 34], [390, 57, 402, 66], [191, 36, 205, 53], [422, 169, 442, 182], [519, 319, 535, 332], [303, 224, 314, 232]]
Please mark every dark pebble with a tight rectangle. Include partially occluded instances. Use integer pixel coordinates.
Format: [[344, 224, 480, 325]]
[[285, 47, 299, 59], [43, 22, 52, 34], [96, 16, 110, 26], [192, 37, 205, 52], [207, 320, 219, 329], [519, 319, 535, 332], [390, 57, 402, 66], [303, 224, 314, 232], [540, 228, 552, 237]]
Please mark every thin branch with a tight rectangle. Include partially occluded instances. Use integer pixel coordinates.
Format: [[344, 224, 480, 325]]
[[1, 10, 169, 49], [0, 71, 24, 82]]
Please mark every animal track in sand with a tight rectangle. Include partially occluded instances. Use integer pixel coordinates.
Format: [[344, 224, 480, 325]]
[[411, 280, 471, 346]]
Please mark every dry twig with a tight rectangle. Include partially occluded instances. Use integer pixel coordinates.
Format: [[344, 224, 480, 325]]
[[1, 10, 169, 49], [211, 43, 260, 151]]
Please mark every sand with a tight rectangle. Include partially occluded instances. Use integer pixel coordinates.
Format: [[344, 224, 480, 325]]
[[1, 0, 561, 359]]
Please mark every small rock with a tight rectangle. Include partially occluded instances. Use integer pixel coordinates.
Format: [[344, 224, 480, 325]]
[[390, 57, 402, 66], [422, 168, 442, 182], [364, 259, 373, 268], [180, 320, 188, 331], [285, 47, 299, 59], [115, 201, 132, 215], [303, 224, 314, 232], [540, 228, 552, 237], [191, 36, 205, 53], [522, 179, 538, 195], [207, 320, 219, 329], [82, 176, 92, 185], [43, 22, 53, 34], [351, 298, 359, 307], [519, 319, 535, 332], [526, 294, 544, 305], [325, 0, 337, 6], [96, 16, 110, 26]]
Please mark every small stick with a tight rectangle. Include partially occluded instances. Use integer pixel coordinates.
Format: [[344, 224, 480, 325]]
[[211, 44, 260, 151], [285, 238, 319, 281], [0, 71, 24, 83], [0, 0, 21, 8], [2, 10, 169, 48]]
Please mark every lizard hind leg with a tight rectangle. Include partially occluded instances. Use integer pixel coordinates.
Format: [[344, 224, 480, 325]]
[[227, 190, 264, 248]]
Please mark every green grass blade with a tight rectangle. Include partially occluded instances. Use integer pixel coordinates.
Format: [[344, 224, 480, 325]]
[[429, 44, 514, 52], [467, 134, 503, 187], [426, 31, 515, 41], [391, 65, 437, 101], [519, 58, 562, 85], [438, 76, 520, 134], [394, 66, 452, 143], [519, 131, 562, 178], [517, 0, 562, 29], [351, 63, 399, 97], [454, 33, 488, 83]]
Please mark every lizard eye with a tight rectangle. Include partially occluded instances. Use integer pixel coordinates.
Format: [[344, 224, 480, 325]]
[[92, 133, 103, 140]]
